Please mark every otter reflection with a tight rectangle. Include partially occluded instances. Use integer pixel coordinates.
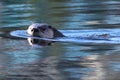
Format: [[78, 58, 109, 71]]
[[28, 38, 53, 46]]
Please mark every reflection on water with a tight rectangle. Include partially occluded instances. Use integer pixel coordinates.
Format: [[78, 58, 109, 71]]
[[0, 0, 120, 80], [27, 38, 53, 47]]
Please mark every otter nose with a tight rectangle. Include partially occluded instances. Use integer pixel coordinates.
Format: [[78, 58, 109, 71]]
[[32, 28, 39, 32]]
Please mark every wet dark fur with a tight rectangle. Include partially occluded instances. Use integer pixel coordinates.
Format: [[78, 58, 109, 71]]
[[52, 27, 65, 37]]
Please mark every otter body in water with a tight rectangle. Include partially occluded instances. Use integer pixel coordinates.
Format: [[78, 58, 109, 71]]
[[27, 23, 111, 41], [27, 23, 64, 38], [10, 23, 120, 46]]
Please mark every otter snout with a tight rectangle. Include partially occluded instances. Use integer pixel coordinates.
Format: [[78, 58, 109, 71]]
[[30, 28, 39, 36]]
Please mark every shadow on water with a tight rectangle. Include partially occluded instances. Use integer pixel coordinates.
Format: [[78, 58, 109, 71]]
[[0, 0, 120, 80]]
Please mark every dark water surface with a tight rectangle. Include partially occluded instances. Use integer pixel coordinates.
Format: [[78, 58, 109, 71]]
[[0, 0, 120, 80]]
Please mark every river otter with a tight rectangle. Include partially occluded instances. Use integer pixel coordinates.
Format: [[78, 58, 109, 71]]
[[27, 23, 65, 38]]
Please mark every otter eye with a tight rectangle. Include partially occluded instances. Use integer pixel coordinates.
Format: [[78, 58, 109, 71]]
[[40, 28, 46, 31], [42, 28, 46, 31], [31, 28, 39, 32]]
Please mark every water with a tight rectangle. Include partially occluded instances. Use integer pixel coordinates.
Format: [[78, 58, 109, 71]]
[[0, 0, 120, 80]]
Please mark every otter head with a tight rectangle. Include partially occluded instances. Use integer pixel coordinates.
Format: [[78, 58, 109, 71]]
[[27, 23, 64, 38]]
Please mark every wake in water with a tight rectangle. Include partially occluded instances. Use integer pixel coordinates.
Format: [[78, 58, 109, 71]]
[[10, 29, 120, 45]]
